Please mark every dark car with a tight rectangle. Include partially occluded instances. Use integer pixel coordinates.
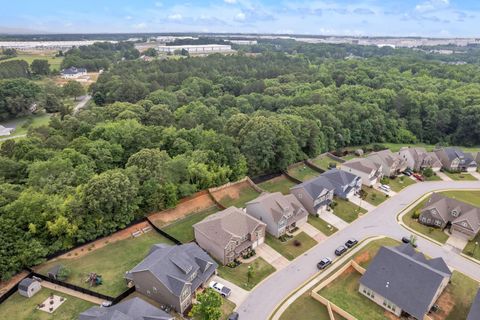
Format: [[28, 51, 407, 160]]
[[345, 238, 358, 248], [402, 236, 410, 244], [228, 312, 239, 320], [403, 171, 412, 176], [335, 245, 347, 256], [317, 257, 332, 270]]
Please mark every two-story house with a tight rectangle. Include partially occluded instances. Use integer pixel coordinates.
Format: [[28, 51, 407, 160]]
[[367, 149, 407, 177], [419, 193, 480, 240], [339, 158, 383, 186], [398, 147, 442, 172], [434, 147, 478, 172], [193, 206, 266, 265], [125, 243, 217, 314], [360, 244, 451, 320], [245, 192, 308, 238]]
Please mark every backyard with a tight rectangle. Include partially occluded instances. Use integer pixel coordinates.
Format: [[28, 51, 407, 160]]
[[257, 175, 297, 195], [311, 155, 340, 170], [463, 234, 480, 261], [162, 206, 219, 243], [332, 198, 366, 223], [265, 232, 317, 261], [0, 289, 94, 320], [217, 186, 260, 208], [217, 257, 276, 291], [288, 164, 320, 181], [279, 290, 346, 320], [442, 171, 477, 181], [361, 187, 388, 206], [35, 231, 173, 296], [1, 113, 52, 138], [381, 176, 416, 192], [308, 215, 338, 236], [441, 190, 480, 206]]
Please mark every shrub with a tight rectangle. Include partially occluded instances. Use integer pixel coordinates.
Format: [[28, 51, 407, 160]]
[[293, 240, 301, 247], [423, 167, 434, 178], [411, 211, 420, 219]]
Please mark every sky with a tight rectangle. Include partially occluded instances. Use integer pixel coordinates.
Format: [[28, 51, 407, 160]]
[[1, 0, 479, 37]]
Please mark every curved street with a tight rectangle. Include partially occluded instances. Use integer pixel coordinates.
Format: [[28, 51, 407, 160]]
[[237, 180, 480, 320]]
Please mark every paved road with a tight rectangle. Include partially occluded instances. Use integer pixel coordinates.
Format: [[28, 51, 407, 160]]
[[237, 180, 480, 320], [73, 95, 92, 114]]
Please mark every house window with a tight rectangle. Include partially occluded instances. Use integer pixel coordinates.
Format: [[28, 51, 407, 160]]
[[298, 193, 302, 199], [462, 222, 468, 228], [435, 220, 441, 226], [421, 217, 427, 223], [451, 210, 459, 217], [427, 218, 432, 224]]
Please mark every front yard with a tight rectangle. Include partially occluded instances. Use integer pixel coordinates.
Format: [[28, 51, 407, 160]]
[[218, 186, 261, 208], [311, 155, 340, 170], [438, 271, 480, 320], [257, 175, 297, 195], [332, 198, 366, 223], [217, 257, 276, 291], [265, 232, 317, 261], [463, 233, 480, 261], [382, 176, 416, 192], [442, 171, 477, 181], [162, 206, 219, 243], [288, 164, 320, 182], [36, 231, 174, 296], [308, 215, 338, 236], [361, 187, 388, 206], [425, 174, 442, 181]]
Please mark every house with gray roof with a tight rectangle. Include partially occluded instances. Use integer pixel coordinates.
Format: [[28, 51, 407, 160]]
[[434, 147, 477, 172], [125, 243, 217, 314], [60, 66, 87, 79], [245, 192, 308, 238], [339, 158, 383, 186], [359, 244, 451, 320], [194, 206, 266, 265], [78, 297, 173, 320], [367, 149, 407, 177], [419, 193, 480, 240], [467, 289, 480, 320], [398, 147, 442, 172], [290, 169, 361, 214]]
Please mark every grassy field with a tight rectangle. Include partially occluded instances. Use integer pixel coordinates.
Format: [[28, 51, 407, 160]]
[[381, 176, 416, 192], [162, 206, 219, 243], [332, 198, 366, 223], [440, 190, 480, 207], [361, 187, 388, 206], [265, 232, 317, 261], [36, 232, 173, 296], [308, 215, 338, 236], [425, 174, 442, 181], [218, 186, 260, 208], [1, 113, 52, 137], [311, 155, 340, 170], [258, 175, 296, 195], [442, 271, 479, 320], [442, 171, 478, 181], [217, 257, 276, 291], [0, 290, 94, 320], [3, 52, 64, 71], [288, 164, 320, 182]]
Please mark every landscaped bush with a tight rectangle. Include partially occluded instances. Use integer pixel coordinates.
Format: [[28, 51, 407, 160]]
[[411, 211, 420, 219], [423, 168, 434, 177], [329, 201, 338, 208], [293, 240, 301, 247]]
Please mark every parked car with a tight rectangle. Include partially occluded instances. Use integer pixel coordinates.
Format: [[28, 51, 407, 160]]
[[317, 257, 332, 270], [209, 281, 231, 297], [228, 312, 239, 320], [101, 301, 112, 307], [402, 236, 410, 244], [403, 170, 412, 176], [345, 238, 358, 248], [335, 245, 347, 256], [413, 173, 424, 181], [379, 184, 390, 192]]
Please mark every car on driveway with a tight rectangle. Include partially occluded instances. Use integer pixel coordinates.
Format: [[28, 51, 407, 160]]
[[413, 173, 424, 181], [345, 238, 358, 248], [317, 257, 332, 270], [403, 170, 412, 176], [228, 312, 239, 320], [335, 245, 347, 256], [379, 184, 390, 192], [209, 281, 231, 297]]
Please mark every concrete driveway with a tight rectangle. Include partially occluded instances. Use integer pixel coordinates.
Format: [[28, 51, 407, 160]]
[[319, 211, 349, 230], [436, 171, 453, 181], [237, 180, 480, 320], [350, 195, 376, 212], [211, 275, 249, 306], [469, 171, 480, 180], [255, 244, 289, 270]]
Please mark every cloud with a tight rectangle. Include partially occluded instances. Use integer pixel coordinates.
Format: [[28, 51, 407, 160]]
[[125, 15, 132, 20], [354, 8, 375, 15], [234, 12, 246, 21], [415, 0, 449, 13], [132, 22, 147, 29], [154, 2, 162, 7], [168, 13, 182, 21], [224, 0, 237, 3]]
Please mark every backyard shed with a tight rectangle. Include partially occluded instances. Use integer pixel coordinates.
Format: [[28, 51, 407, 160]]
[[18, 278, 41, 298]]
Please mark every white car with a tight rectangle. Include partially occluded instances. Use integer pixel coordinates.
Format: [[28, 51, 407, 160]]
[[379, 184, 390, 192], [209, 281, 231, 297]]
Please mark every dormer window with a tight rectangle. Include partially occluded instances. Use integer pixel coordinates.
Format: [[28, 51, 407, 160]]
[[451, 210, 459, 217], [462, 222, 468, 228]]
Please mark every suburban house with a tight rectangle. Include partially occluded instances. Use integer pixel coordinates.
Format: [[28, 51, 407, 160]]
[[367, 149, 407, 177], [125, 243, 217, 314], [398, 147, 442, 172], [290, 169, 361, 214], [419, 193, 480, 240], [359, 244, 452, 320], [467, 289, 480, 320], [78, 297, 174, 320], [60, 66, 87, 79], [18, 278, 41, 298], [434, 147, 478, 172], [193, 206, 266, 265], [339, 158, 383, 186], [245, 192, 308, 238]]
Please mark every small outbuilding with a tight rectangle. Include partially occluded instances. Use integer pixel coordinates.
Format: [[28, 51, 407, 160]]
[[18, 278, 41, 298]]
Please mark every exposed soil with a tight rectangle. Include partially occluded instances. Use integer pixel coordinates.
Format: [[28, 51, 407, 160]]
[[209, 180, 252, 202], [429, 289, 455, 320], [354, 251, 371, 265], [0, 270, 29, 296]]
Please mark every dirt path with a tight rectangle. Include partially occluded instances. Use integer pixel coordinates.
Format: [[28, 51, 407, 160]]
[[40, 280, 104, 304]]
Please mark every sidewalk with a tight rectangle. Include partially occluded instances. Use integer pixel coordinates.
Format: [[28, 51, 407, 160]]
[[211, 275, 249, 306], [319, 211, 349, 230], [40, 280, 104, 304], [349, 195, 376, 212], [469, 171, 480, 180], [436, 171, 453, 181], [256, 244, 290, 270]]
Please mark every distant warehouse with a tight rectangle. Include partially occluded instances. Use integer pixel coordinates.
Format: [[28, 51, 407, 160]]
[[157, 44, 233, 54]]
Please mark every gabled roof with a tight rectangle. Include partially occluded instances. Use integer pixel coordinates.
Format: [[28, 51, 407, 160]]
[[193, 206, 265, 249], [368, 149, 400, 168], [467, 289, 480, 320], [342, 158, 381, 175], [61, 66, 87, 75], [246, 192, 308, 224], [18, 278, 37, 291], [78, 297, 173, 320], [437, 147, 477, 167], [126, 243, 217, 297], [291, 169, 359, 198], [360, 244, 451, 320]]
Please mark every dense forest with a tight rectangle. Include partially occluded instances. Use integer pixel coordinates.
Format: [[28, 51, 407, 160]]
[[1, 40, 480, 280]]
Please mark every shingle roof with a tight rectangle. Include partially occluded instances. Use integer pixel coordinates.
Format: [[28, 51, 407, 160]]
[[126, 243, 217, 297], [246, 192, 308, 224], [342, 158, 381, 175], [467, 289, 480, 320], [18, 278, 37, 291], [78, 297, 173, 320], [61, 67, 87, 75], [291, 169, 359, 198], [368, 149, 398, 167], [438, 147, 477, 167], [360, 244, 451, 320], [193, 207, 265, 248]]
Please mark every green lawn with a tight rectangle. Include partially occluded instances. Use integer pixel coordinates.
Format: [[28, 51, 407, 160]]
[[361, 187, 388, 206], [332, 198, 366, 223], [311, 155, 340, 170], [341, 154, 357, 160], [217, 257, 276, 291], [3, 52, 64, 71], [352, 238, 401, 268], [279, 291, 334, 320], [258, 175, 296, 195], [0, 113, 52, 137], [162, 206, 219, 243], [36, 232, 173, 296], [442, 171, 478, 181], [265, 232, 317, 261], [308, 215, 338, 236], [425, 174, 442, 181], [381, 176, 415, 192], [463, 233, 480, 260], [288, 165, 320, 182], [0, 289, 94, 320], [218, 186, 260, 208], [443, 271, 479, 320], [440, 190, 480, 207]]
